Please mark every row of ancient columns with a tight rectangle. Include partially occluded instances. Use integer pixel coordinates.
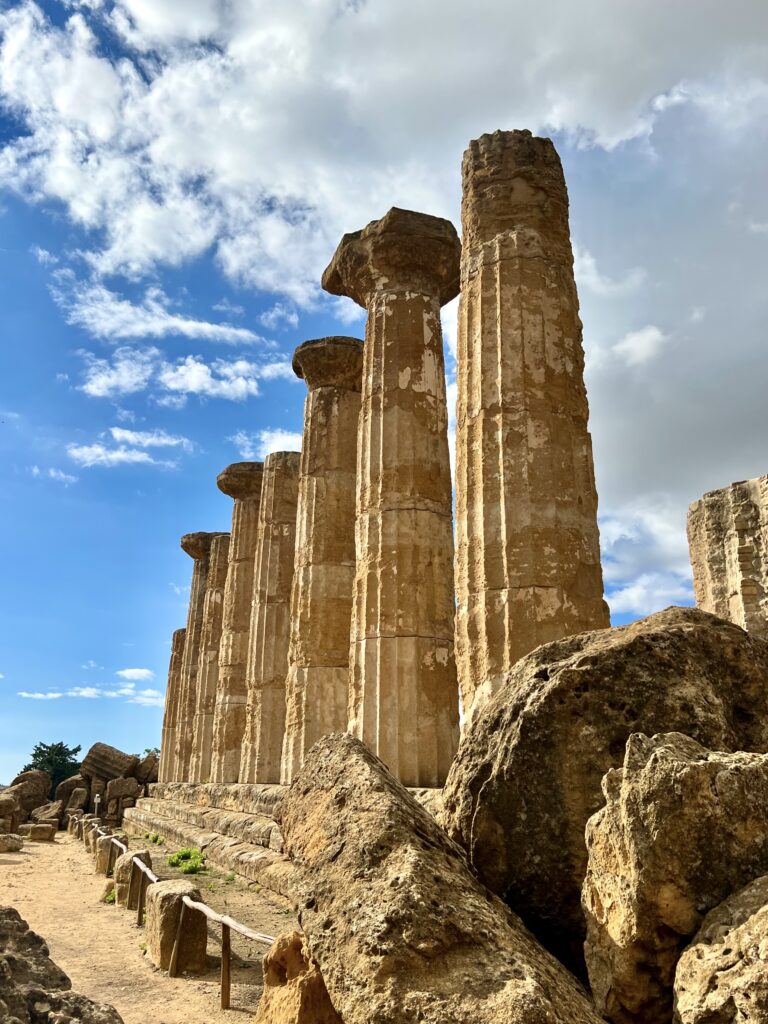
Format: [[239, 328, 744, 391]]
[[159, 130, 610, 789]]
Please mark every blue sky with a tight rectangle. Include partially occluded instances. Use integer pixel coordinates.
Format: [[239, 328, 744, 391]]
[[1, 0, 766, 782]]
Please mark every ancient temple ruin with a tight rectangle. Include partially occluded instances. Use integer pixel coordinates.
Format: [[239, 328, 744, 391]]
[[688, 474, 768, 637]]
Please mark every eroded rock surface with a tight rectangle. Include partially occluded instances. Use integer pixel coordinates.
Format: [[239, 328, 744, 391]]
[[280, 732, 603, 1024], [674, 874, 768, 1024], [6, 770, 51, 817], [80, 743, 138, 783], [440, 607, 768, 969], [255, 931, 343, 1024], [583, 733, 768, 1024], [0, 906, 123, 1023]]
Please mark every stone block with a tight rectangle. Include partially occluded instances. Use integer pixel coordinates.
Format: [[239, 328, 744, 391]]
[[145, 879, 207, 973], [114, 848, 152, 907], [23, 823, 56, 842], [255, 931, 342, 1024], [81, 742, 139, 781], [0, 833, 23, 852]]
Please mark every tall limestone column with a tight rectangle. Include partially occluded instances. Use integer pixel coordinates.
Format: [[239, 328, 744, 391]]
[[688, 475, 768, 637], [454, 130, 609, 722], [174, 532, 226, 782], [189, 532, 230, 783], [158, 628, 186, 783], [322, 206, 460, 788], [281, 336, 364, 785], [210, 462, 264, 783], [239, 451, 301, 784]]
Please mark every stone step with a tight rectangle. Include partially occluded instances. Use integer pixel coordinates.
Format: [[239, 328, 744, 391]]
[[137, 797, 283, 852], [147, 781, 285, 818], [123, 802, 295, 900]]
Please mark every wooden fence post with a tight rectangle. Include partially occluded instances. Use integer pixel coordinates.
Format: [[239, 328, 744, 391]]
[[220, 923, 231, 1009], [168, 900, 187, 978]]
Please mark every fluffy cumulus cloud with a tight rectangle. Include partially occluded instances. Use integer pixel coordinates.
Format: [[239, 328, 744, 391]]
[[229, 427, 302, 460], [115, 667, 154, 680], [17, 677, 163, 706], [2, 0, 768, 620]]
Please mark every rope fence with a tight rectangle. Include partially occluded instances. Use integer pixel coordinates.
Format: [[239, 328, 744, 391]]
[[75, 815, 275, 1010]]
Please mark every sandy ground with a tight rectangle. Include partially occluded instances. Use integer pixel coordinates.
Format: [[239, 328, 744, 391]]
[[0, 832, 298, 1024]]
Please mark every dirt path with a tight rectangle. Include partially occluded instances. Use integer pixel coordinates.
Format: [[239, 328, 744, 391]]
[[0, 833, 293, 1024]]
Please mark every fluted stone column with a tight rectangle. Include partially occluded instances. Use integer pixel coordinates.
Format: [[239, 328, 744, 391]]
[[174, 532, 225, 782], [210, 462, 264, 783], [239, 451, 301, 784], [322, 206, 460, 788], [281, 337, 364, 785], [454, 130, 610, 722], [688, 475, 768, 637], [189, 532, 230, 782], [158, 628, 186, 783]]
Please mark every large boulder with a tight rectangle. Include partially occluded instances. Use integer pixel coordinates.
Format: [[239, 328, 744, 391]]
[[114, 848, 152, 907], [280, 733, 604, 1024], [0, 834, 23, 853], [30, 800, 63, 828], [145, 880, 207, 974], [582, 733, 768, 1024], [0, 905, 123, 1023], [255, 932, 343, 1024], [133, 751, 159, 785], [0, 793, 22, 834], [66, 787, 89, 813], [674, 874, 768, 1024], [440, 607, 768, 968], [80, 743, 138, 782], [55, 773, 89, 806], [6, 770, 52, 816]]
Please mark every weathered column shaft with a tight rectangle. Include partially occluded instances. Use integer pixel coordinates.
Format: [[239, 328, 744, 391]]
[[688, 475, 768, 637], [322, 207, 460, 788], [158, 628, 186, 783], [281, 337, 364, 785], [240, 451, 300, 784], [189, 532, 230, 783], [455, 130, 609, 721], [173, 532, 222, 781], [210, 463, 264, 783]]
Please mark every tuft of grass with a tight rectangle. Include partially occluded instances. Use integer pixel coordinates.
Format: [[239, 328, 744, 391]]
[[167, 847, 207, 873], [224, 873, 236, 883], [104, 889, 116, 905]]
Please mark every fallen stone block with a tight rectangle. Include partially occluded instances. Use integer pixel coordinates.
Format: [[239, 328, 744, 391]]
[[441, 606, 768, 969], [18, 823, 56, 842], [145, 879, 207, 974], [255, 931, 342, 1024], [582, 733, 768, 1024], [114, 848, 152, 907], [6, 769, 51, 816], [81, 742, 139, 781], [0, 833, 23, 853], [30, 799, 63, 827], [281, 732, 603, 1024], [55, 772, 89, 806]]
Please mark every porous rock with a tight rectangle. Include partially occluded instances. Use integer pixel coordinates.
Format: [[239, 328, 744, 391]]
[[254, 931, 343, 1024], [66, 787, 89, 813], [674, 874, 768, 1024], [6, 770, 52, 816], [145, 879, 207, 973], [0, 793, 22, 834], [114, 848, 151, 907], [440, 607, 768, 968], [105, 777, 140, 802], [0, 834, 23, 853], [133, 751, 158, 785], [55, 773, 88, 807], [20, 823, 56, 842], [80, 743, 139, 782], [582, 733, 768, 1024], [280, 732, 603, 1024], [30, 800, 63, 827], [0, 905, 123, 1023]]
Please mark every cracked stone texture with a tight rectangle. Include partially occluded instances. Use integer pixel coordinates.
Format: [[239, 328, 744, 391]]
[[0, 906, 124, 1023], [6, 770, 52, 818], [688, 474, 768, 638], [322, 207, 460, 788], [255, 931, 343, 1024], [189, 532, 231, 783], [454, 129, 609, 723], [279, 732, 603, 1024], [674, 873, 768, 1024], [440, 606, 768, 973], [173, 532, 226, 782], [240, 451, 300, 784], [158, 628, 186, 783], [210, 461, 264, 784], [281, 336, 364, 786], [81, 744, 138, 783], [583, 733, 768, 1024]]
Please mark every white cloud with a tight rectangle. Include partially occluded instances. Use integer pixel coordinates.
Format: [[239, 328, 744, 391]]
[[48, 467, 78, 484], [259, 302, 298, 330], [0, 673, 5, 679], [109, 426, 192, 450], [748, 220, 768, 235], [17, 691, 63, 699], [81, 660, 102, 669], [67, 685, 101, 698], [213, 298, 244, 317], [127, 687, 164, 707], [608, 573, 694, 617], [54, 279, 263, 344], [229, 427, 302, 460], [30, 465, 41, 477], [31, 245, 57, 265], [573, 245, 646, 297], [612, 325, 669, 366], [116, 667, 155, 680], [67, 442, 171, 468], [80, 346, 159, 398]]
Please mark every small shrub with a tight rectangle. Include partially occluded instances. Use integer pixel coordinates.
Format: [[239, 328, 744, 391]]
[[104, 889, 116, 905]]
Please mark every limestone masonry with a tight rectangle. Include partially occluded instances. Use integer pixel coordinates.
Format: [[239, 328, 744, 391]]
[[281, 336, 363, 785], [688, 474, 768, 637], [454, 129, 609, 721], [158, 628, 185, 783], [323, 208, 460, 787]]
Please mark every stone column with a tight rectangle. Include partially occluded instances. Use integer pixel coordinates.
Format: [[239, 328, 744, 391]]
[[189, 532, 230, 783], [281, 336, 364, 785], [322, 206, 460, 788], [688, 475, 768, 637], [454, 130, 609, 722], [209, 462, 264, 783], [173, 532, 225, 782], [158, 628, 186, 783], [239, 451, 301, 784]]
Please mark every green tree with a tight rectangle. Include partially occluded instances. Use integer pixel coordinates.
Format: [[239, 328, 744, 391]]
[[22, 741, 82, 798]]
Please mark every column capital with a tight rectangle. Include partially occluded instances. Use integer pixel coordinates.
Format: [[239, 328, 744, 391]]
[[217, 462, 264, 500], [321, 206, 460, 309], [292, 336, 364, 392], [180, 531, 226, 560]]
